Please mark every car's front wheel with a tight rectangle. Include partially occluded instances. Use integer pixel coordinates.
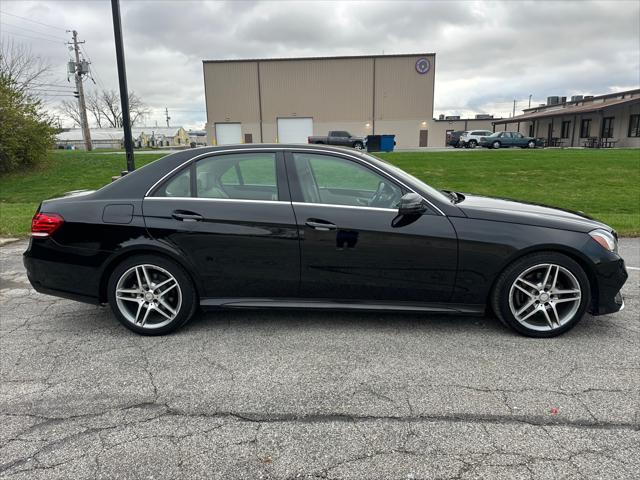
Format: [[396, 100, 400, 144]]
[[107, 254, 197, 335], [528, 140, 536, 148], [492, 141, 501, 149], [468, 140, 477, 148], [491, 252, 590, 337], [353, 141, 364, 150]]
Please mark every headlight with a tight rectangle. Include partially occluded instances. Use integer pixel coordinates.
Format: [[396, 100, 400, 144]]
[[589, 228, 617, 252]]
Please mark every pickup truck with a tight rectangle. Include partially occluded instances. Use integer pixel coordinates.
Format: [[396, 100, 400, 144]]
[[307, 131, 365, 150]]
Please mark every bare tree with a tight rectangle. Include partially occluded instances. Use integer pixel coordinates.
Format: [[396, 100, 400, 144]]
[[61, 88, 149, 128], [0, 39, 52, 92], [60, 99, 82, 127]]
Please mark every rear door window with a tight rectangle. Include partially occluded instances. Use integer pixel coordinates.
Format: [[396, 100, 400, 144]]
[[197, 153, 278, 201]]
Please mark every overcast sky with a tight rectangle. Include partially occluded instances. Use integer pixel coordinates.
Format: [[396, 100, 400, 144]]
[[1, 0, 639, 129]]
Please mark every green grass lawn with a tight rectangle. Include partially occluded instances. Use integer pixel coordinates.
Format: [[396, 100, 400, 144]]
[[1, 148, 638, 236]]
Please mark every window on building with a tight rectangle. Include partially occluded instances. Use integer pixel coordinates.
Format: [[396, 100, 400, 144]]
[[580, 119, 592, 138], [561, 121, 571, 139], [601, 117, 614, 138], [629, 114, 640, 137], [528, 123, 535, 137]]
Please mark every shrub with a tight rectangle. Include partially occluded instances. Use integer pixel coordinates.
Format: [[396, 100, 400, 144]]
[[0, 76, 55, 174]]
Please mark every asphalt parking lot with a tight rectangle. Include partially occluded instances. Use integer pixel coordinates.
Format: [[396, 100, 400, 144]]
[[1, 239, 638, 479]]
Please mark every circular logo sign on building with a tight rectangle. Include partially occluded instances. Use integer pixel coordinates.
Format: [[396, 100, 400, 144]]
[[415, 57, 430, 75]]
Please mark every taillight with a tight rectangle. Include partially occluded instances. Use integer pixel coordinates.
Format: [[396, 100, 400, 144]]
[[31, 213, 64, 238]]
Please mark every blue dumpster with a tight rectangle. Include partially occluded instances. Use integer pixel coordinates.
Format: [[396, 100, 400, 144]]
[[380, 134, 396, 152]]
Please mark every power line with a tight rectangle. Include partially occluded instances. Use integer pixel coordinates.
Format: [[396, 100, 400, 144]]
[[0, 21, 67, 41], [1, 30, 65, 44], [0, 10, 67, 31]]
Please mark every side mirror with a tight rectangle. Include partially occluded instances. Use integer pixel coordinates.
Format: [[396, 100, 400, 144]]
[[398, 192, 426, 215]]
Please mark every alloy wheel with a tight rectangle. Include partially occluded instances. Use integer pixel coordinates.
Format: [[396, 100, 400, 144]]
[[115, 264, 182, 329], [508, 263, 581, 332]]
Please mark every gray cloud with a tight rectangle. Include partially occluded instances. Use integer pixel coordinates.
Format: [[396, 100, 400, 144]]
[[1, 0, 638, 127]]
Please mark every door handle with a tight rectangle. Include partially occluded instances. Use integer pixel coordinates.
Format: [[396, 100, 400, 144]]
[[305, 219, 337, 231], [172, 211, 204, 222]]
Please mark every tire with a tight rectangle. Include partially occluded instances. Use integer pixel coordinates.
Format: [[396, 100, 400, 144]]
[[491, 252, 591, 338], [468, 140, 477, 148], [528, 140, 536, 149], [353, 142, 364, 150], [492, 141, 501, 149], [107, 254, 197, 335]]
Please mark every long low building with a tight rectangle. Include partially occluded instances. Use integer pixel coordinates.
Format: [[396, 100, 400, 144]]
[[55, 127, 191, 150], [494, 89, 640, 148], [202, 53, 501, 149]]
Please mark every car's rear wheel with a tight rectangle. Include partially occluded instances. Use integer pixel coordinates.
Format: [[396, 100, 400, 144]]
[[528, 140, 536, 148], [491, 252, 590, 337], [492, 141, 501, 149], [468, 140, 477, 148], [107, 255, 197, 335]]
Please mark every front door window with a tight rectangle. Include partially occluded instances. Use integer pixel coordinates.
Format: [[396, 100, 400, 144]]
[[291, 153, 402, 209]]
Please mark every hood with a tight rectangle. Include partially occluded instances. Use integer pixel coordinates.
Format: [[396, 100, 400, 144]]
[[457, 193, 611, 234]]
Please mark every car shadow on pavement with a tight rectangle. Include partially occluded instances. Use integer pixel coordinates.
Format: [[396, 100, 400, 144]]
[[180, 308, 511, 336]]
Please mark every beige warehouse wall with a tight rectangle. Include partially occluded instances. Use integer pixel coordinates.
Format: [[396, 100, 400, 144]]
[[259, 57, 374, 122], [374, 55, 435, 121], [203, 61, 261, 123]]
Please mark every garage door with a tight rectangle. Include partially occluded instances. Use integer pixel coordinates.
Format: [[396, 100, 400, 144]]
[[277, 118, 313, 144], [215, 123, 242, 145]]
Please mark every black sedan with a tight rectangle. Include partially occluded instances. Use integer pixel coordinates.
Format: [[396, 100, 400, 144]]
[[479, 131, 543, 149], [24, 144, 627, 337]]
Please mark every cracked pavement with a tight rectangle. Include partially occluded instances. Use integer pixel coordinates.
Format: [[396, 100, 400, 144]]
[[1, 239, 638, 479]]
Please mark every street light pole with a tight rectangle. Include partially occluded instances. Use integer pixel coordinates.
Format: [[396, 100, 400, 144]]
[[111, 0, 134, 172], [528, 94, 532, 109]]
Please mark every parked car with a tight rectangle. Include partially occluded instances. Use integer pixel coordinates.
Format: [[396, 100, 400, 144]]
[[459, 130, 494, 148], [479, 131, 542, 149], [446, 130, 465, 148], [308, 131, 364, 150], [24, 144, 627, 337]]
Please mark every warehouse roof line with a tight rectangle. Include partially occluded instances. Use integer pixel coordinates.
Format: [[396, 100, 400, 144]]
[[203, 52, 436, 63]]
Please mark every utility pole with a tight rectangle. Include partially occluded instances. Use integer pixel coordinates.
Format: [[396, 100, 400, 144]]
[[513, 99, 517, 118], [68, 30, 92, 151], [165, 107, 170, 127], [111, 0, 134, 172]]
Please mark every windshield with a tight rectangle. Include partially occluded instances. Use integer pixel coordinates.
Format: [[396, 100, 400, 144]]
[[361, 152, 453, 204]]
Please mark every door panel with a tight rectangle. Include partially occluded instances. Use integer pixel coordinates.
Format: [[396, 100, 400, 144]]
[[293, 204, 457, 302], [143, 199, 299, 298]]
